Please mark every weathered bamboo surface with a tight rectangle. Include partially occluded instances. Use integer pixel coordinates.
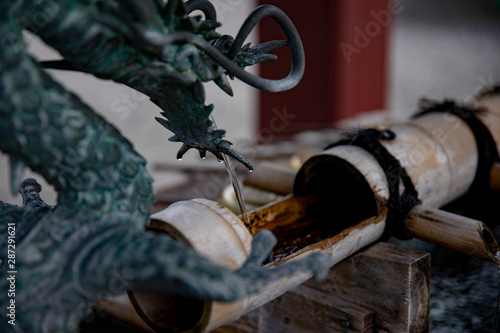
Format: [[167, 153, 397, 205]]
[[406, 205, 500, 263], [126, 196, 389, 332], [239, 94, 500, 264], [114, 93, 500, 332]]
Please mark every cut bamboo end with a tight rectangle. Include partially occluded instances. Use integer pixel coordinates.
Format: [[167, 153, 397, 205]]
[[129, 170, 388, 333], [124, 91, 500, 332], [405, 205, 500, 264], [128, 199, 252, 333], [490, 162, 500, 192], [478, 224, 500, 265]]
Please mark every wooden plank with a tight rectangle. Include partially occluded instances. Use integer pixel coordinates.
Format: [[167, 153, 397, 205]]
[[306, 242, 430, 332], [258, 286, 374, 333]]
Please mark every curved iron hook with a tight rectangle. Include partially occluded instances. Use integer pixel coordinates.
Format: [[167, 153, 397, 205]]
[[225, 5, 305, 91], [184, 0, 217, 21], [227, 4, 305, 92], [157, 5, 305, 92]]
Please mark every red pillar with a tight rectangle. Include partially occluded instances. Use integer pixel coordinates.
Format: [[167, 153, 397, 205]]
[[258, 0, 394, 137]]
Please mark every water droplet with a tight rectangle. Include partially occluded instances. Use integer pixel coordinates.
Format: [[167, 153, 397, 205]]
[[247, 168, 253, 173], [380, 129, 396, 140], [217, 159, 224, 163], [177, 158, 182, 161], [202, 157, 206, 160]]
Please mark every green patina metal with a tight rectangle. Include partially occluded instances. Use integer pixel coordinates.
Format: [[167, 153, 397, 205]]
[[0, 1, 326, 332]]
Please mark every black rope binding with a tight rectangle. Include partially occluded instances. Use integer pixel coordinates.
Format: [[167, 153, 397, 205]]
[[475, 84, 500, 102], [414, 99, 500, 194], [415, 98, 500, 333], [326, 128, 421, 240]]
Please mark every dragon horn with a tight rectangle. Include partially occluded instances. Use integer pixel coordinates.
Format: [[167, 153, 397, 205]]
[[213, 74, 233, 96]]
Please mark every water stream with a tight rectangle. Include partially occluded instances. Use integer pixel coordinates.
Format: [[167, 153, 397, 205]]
[[222, 153, 250, 228], [209, 116, 250, 227]]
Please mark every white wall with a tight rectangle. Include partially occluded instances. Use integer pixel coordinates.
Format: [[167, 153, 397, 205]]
[[389, 0, 500, 118], [0, 0, 257, 206]]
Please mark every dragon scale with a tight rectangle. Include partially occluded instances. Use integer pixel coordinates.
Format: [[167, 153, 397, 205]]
[[0, 1, 324, 332]]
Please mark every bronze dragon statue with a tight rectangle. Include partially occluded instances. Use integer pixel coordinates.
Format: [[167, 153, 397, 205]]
[[0, 0, 328, 332]]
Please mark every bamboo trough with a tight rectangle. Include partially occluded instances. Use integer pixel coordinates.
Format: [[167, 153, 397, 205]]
[[124, 93, 500, 332]]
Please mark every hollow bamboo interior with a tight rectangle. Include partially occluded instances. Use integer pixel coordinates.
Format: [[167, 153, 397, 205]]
[[128, 93, 500, 332]]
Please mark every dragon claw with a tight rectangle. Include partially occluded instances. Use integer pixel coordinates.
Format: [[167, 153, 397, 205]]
[[243, 230, 277, 266], [213, 74, 233, 96], [235, 231, 331, 295], [214, 151, 224, 162]]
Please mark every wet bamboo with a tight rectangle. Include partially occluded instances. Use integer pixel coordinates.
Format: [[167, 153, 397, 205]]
[[241, 164, 500, 263], [240, 93, 500, 263], [129, 193, 389, 332], [127, 93, 500, 332]]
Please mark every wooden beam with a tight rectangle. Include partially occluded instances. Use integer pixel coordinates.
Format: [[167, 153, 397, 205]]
[[230, 242, 430, 332], [258, 287, 374, 332], [303, 242, 430, 332]]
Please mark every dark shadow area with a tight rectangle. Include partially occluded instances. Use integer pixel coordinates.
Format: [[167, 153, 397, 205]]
[[268, 155, 378, 261]]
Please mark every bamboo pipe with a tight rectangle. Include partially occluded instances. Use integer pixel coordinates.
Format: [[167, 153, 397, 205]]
[[128, 198, 388, 332], [129, 199, 252, 333], [240, 158, 500, 263], [291, 105, 500, 262], [128, 145, 391, 332], [250, 158, 500, 196], [406, 205, 500, 264], [240, 94, 500, 262], [128, 94, 500, 332], [250, 95, 500, 197]]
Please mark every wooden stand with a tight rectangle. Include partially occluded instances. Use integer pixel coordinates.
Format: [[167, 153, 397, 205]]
[[218, 242, 430, 333]]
